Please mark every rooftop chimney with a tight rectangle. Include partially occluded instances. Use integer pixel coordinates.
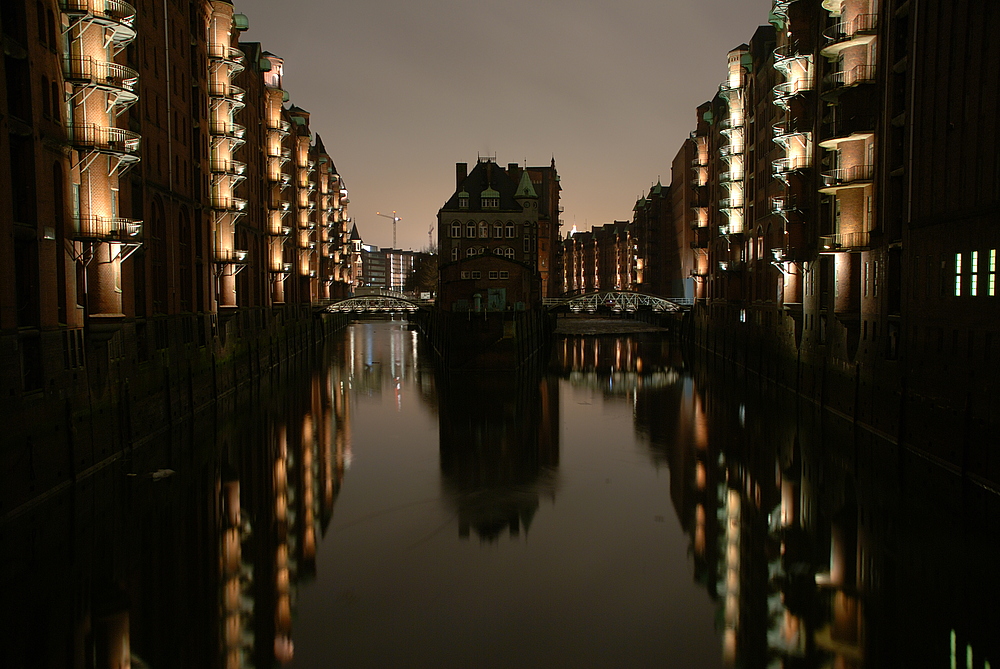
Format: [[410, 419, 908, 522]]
[[456, 163, 467, 188]]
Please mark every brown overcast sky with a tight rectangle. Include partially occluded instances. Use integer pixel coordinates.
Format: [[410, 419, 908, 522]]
[[232, 0, 772, 251]]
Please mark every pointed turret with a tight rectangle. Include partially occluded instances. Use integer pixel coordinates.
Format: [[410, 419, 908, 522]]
[[515, 170, 537, 200]]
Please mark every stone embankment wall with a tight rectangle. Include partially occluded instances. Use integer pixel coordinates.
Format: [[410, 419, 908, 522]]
[[413, 309, 554, 371], [1, 308, 348, 519]]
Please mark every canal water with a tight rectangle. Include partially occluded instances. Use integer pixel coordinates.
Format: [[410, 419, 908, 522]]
[[1, 318, 997, 668]]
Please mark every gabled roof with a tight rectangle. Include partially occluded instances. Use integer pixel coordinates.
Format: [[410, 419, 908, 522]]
[[440, 160, 524, 213]]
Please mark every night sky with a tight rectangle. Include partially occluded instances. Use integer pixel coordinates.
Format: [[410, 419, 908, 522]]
[[232, 0, 772, 250]]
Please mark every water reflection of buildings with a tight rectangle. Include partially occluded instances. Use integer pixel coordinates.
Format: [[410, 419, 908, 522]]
[[553, 333, 998, 668], [438, 371, 559, 542], [663, 367, 998, 669], [0, 352, 350, 668]]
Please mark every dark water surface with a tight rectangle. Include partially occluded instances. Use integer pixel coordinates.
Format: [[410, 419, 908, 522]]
[[2, 319, 997, 668]]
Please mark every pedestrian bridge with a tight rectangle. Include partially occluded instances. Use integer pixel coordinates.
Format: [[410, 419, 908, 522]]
[[544, 291, 692, 314], [325, 293, 430, 314], [324, 291, 692, 315]]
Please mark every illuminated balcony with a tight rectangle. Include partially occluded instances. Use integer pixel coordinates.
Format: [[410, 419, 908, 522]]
[[62, 57, 138, 110], [208, 83, 246, 109], [211, 159, 246, 177], [772, 156, 810, 179], [825, 64, 876, 91], [772, 124, 810, 150], [718, 80, 742, 102], [268, 222, 291, 237], [61, 0, 137, 46], [772, 78, 813, 109], [266, 119, 292, 135], [771, 195, 804, 216], [68, 123, 141, 165], [270, 262, 293, 274], [719, 116, 744, 131], [210, 196, 248, 213], [819, 231, 870, 253], [821, 14, 877, 57], [299, 240, 316, 250], [719, 197, 744, 210], [773, 44, 812, 77], [818, 114, 876, 148], [718, 260, 744, 272], [73, 215, 141, 242], [820, 164, 874, 192], [208, 44, 245, 74], [215, 249, 248, 265], [209, 122, 246, 147], [720, 144, 742, 158], [719, 171, 743, 183]]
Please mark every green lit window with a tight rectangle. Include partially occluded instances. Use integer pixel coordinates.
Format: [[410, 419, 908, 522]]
[[955, 253, 962, 297]]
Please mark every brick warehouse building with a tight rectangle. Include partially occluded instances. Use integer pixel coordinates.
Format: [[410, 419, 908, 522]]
[[0, 0, 357, 510]]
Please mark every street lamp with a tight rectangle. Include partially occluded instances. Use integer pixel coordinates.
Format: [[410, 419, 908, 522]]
[[375, 211, 401, 248]]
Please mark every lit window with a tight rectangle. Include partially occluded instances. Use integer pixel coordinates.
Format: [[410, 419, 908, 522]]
[[971, 251, 979, 296], [506, 222, 515, 238], [955, 253, 963, 297], [451, 221, 461, 238], [989, 249, 996, 297], [466, 222, 475, 238]]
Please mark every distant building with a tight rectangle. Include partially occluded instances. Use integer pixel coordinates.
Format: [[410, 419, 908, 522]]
[[436, 158, 541, 312]]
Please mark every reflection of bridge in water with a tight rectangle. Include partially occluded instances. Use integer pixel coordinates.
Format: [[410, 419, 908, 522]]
[[325, 290, 693, 315]]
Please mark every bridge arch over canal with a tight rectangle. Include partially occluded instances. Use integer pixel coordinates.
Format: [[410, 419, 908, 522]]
[[325, 294, 430, 314], [544, 291, 692, 314]]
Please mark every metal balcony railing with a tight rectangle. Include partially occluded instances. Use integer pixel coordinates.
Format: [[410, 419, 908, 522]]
[[823, 13, 877, 45], [208, 82, 246, 105], [63, 57, 138, 106], [210, 159, 247, 176], [819, 231, 870, 252], [720, 144, 743, 158], [208, 121, 246, 139], [821, 164, 874, 189], [215, 249, 249, 263], [826, 64, 876, 88], [268, 223, 291, 237], [61, 0, 136, 44], [270, 262, 293, 274], [210, 196, 248, 212], [772, 156, 810, 177], [73, 215, 142, 241], [68, 123, 141, 156], [207, 44, 245, 71], [719, 198, 744, 210]]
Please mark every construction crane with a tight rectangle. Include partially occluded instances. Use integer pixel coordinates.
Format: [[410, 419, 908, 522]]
[[375, 211, 401, 248], [428, 224, 434, 249]]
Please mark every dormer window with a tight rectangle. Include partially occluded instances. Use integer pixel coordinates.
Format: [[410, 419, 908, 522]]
[[458, 191, 469, 209], [481, 186, 500, 209]]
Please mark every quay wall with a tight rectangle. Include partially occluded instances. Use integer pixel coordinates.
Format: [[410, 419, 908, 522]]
[[413, 308, 554, 371], [1, 308, 348, 519], [684, 304, 999, 492]]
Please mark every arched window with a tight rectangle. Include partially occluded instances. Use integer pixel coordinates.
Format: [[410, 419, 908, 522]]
[[466, 247, 477, 257], [451, 220, 461, 238], [479, 221, 488, 238], [505, 222, 515, 238], [494, 247, 503, 255], [466, 221, 475, 238], [504, 247, 515, 259], [493, 221, 503, 238], [451, 248, 459, 261]]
